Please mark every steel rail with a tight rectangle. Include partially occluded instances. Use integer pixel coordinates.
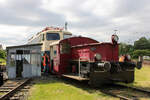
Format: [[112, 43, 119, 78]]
[[0, 78, 31, 100], [100, 84, 150, 100], [115, 84, 150, 94], [101, 90, 133, 100]]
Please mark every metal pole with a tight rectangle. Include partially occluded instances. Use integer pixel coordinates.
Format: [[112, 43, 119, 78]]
[[79, 58, 80, 78], [65, 22, 68, 30]]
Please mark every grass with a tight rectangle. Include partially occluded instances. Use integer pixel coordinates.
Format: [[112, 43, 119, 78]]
[[135, 65, 150, 81], [28, 77, 117, 100], [0, 58, 6, 65], [28, 64, 150, 100], [121, 64, 150, 90]]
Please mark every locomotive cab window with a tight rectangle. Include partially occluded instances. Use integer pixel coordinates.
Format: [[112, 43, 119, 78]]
[[53, 45, 57, 57], [46, 33, 60, 40], [60, 42, 70, 54], [54, 50, 57, 56], [63, 34, 72, 39], [50, 45, 57, 59]]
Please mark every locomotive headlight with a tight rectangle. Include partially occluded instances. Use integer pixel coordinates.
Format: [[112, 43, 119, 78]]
[[114, 35, 119, 42], [112, 34, 119, 44], [97, 62, 111, 72], [95, 53, 102, 60]]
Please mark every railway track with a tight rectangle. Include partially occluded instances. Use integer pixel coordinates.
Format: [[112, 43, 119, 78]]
[[57, 76, 150, 100], [0, 78, 31, 100], [1, 75, 145, 100], [100, 84, 150, 100]]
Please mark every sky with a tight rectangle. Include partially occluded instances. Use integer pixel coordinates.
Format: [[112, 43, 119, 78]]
[[0, 0, 150, 48]]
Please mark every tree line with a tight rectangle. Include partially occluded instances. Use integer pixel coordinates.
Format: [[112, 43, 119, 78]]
[[119, 37, 150, 58], [0, 50, 6, 59]]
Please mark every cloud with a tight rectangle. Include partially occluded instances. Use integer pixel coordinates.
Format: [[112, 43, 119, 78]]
[[0, 0, 66, 27], [0, 0, 150, 47]]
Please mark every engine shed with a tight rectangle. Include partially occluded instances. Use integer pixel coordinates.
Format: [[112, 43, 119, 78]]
[[6, 43, 42, 79]]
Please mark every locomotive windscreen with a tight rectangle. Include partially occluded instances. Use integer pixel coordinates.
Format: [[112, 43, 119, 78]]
[[46, 33, 60, 40]]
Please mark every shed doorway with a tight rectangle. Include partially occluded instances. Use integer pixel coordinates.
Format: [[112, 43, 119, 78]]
[[16, 50, 23, 77]]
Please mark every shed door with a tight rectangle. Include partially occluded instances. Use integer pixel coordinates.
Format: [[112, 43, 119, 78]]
[[16, 50, 23, 77]]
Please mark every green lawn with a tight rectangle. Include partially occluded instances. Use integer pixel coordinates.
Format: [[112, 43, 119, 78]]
[[122, 65, 150, 90], [135, 65, 150, 82], [28, 77, 117, 100], [28, 65, 150, 100]]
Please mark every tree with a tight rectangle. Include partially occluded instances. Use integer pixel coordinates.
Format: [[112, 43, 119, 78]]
[[119, 43, 134, 56], [134, 37, 150, 50], [132, 50, 150, 58], [148, 38, 150, 43], [119, 37, 150, 58]]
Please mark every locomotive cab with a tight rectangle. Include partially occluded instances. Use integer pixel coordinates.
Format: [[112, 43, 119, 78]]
[[28, 27, 72, 73], [28, 27, 72, 53]]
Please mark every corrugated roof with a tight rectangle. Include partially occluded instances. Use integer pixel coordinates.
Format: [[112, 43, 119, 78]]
[[6, 43, 43, 49]]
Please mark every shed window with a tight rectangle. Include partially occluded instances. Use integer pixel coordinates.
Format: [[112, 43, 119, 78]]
[[23, 50, 30, 64], [23, 54, 30, 64], [16, 54, 22, 60], [10, 53, 15, 66], [31, 53, 41, 67]]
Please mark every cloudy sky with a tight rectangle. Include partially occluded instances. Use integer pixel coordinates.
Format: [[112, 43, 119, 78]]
[[0, 0, 150, 48]]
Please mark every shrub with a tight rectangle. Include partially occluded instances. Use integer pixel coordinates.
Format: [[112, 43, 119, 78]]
[[0, 50, 6, 59]]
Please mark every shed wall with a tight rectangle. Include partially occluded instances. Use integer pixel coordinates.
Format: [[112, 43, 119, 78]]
[[6, 44, 42, 79]]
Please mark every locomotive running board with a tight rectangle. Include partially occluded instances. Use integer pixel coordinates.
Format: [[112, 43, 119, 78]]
[[62, 74, 89, 81]]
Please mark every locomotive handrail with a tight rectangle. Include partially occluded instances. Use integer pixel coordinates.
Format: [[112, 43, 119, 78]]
[[79, 58, 80, 79], [71, 42, 113, 48], [71, 59, 90, 62], [78, 57, 90, 79]]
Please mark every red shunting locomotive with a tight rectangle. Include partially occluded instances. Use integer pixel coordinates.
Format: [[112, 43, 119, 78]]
[[49, 34, 142, 86]]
